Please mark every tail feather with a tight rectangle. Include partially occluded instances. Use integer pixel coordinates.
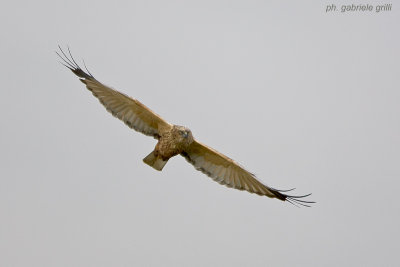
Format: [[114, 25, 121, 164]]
[[143, 151, 168, 171]]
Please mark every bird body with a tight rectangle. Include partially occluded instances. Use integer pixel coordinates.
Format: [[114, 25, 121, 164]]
[[144, 125, 194, 170], [57, 46, 314, 207]]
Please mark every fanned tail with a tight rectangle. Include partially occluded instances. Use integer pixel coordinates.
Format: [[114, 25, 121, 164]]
[[143, 151, 168, 171]]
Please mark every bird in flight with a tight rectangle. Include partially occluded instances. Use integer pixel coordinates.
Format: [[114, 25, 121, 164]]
[[57, 46, 314, 207]]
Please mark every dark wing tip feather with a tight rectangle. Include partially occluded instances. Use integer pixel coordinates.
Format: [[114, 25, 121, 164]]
[[271, 188, 315, 207], [56, 45, 94, 80]]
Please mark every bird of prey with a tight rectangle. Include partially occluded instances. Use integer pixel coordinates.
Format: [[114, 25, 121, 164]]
[[57, 46, 314, 207]]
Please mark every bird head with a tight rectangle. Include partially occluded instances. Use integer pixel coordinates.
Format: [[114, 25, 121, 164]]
[[173, 125, 194, 145]]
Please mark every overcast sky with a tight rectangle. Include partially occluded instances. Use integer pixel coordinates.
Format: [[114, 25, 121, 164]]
[[1, 0, 399, 266]]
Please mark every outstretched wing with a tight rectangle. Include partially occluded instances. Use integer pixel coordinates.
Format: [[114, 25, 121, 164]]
[[182, 140, 314, 207], [57, 47, 172, 139]]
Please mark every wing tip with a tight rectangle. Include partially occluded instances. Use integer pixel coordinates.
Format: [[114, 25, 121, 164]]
[[56, 45, 95, 80], [271, 188, 315, 208]]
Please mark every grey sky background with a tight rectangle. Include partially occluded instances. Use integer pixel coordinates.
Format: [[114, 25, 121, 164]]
[[1, 0, 399, 266]]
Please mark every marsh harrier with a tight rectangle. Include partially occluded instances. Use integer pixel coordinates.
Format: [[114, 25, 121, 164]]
[[57, 47, 314, 207]]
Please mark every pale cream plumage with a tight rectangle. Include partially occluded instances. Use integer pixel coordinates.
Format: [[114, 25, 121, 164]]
[[57, 47, 314, 207], [182, 141, 278, 198], [83, 77, 172, 138]]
